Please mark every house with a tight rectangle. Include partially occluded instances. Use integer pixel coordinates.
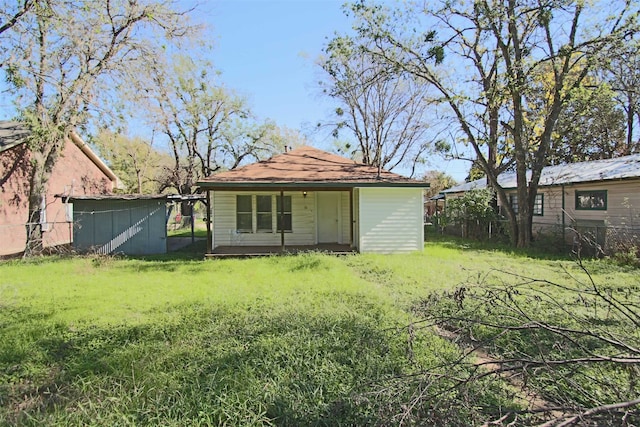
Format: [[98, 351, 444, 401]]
[[442, 155, 640, 248], [0, 121, 122, 256], [68, 195, 167, 255], [197, 146, 427, 255]]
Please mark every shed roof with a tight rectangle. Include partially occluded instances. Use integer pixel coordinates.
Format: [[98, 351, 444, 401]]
[[197, 146, 427, 189], [61, 194, 168, 202], [444, 154, 640, 194]]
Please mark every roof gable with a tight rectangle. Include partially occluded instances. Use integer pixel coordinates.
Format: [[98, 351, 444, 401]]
[[198, 146, 425, 188], [0, 120, 123, 189]]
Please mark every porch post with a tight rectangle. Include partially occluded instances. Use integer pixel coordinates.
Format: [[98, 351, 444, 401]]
[[280, 189, 285, 251], [349, 188, 354, 247], [206, 190, 212, 254]]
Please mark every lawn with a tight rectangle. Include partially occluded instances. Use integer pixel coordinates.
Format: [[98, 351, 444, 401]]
[[0, 237, 637, 426]]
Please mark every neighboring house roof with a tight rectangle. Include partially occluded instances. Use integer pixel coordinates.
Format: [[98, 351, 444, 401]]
[[0, 120, 124, 189], [197, 145, 427, 189], [444, 154, 640, 194]]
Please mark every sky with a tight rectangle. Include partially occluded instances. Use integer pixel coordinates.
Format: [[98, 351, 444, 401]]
[[192, 0, 471, 182], [0, 0, 471, 182]]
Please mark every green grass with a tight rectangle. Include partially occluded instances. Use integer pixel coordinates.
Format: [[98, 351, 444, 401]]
[[0, 240, 638, 425]]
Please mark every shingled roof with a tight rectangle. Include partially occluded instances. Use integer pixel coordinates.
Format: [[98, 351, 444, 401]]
[[197, 146, 426, 189]]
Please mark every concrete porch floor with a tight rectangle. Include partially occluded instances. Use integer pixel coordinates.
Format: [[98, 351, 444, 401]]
[[205, 243, 355, 258]]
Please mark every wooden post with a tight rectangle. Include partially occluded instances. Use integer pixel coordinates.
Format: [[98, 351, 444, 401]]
[[280, 189, 285, 251], [349, 188, 354, 247], [206, 190, 212, 254]]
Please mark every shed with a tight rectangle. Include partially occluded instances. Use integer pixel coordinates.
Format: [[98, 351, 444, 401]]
[[66, 195, 167, 255]]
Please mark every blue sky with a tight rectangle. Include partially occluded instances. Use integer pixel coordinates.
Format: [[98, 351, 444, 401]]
[[0, 0, 470, 182], [197, 0, 470, 181]]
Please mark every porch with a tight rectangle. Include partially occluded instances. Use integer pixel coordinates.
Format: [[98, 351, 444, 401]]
[[205, 243, 355, 258]]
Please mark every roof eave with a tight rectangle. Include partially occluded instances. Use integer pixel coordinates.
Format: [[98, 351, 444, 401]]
[[196, 181, 429, 190]]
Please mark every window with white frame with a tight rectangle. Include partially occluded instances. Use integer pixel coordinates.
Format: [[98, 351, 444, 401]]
[[236, 194, 293, 233], [276, 195, 292, 232], [256, 195, 273, 232], [236, 195, 253, 232]]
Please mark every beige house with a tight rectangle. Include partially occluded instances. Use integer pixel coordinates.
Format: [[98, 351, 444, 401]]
[[442, 155, 640, 248], [197, 146, 427, 255]]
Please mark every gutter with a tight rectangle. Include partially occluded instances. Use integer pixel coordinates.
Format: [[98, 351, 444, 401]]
[[68, 130, 124, 190]]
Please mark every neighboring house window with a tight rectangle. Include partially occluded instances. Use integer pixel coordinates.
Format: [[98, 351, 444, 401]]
[[236, 195, 253, 232], [533, 193, 543, 216], [509, 193, 543, 216], [256, 195, 273, 232], [509, 194, 519, 214], [276, 195, 292, 232], [575, 190, 607, 210]]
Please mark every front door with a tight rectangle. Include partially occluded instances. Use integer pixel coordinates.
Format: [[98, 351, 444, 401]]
[[317, 192, 340, 243]]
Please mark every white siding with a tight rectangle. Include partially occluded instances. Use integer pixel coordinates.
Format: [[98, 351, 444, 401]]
[[211, 191, 316, 247], [340, 191, 353, 244], [357, 187, 424, 253]]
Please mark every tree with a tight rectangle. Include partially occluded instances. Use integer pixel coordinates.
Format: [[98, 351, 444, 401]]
[[547, 82, 626, 164], [604, 38, 640, 156], [0, 0, 34, 37], [1, 0, 196, 255], [341, 0, 638, 247], [319, 38, 437, 177], [92, 129, 171, 194], [143, 56, 283, 196], [422, 170, 456, 199]]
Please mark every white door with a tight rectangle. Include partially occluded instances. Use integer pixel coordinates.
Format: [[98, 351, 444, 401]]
[[317, 192, 340, 243]]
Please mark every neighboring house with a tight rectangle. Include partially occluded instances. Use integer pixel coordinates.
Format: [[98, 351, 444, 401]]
[[197, 146, 427, 255], [442, 155, 640, 248], [0, 121, 122, 256]]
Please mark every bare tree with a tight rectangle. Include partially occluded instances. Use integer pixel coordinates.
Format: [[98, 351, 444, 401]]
[[342, 0, 638, 247], [142, 55, 283, 196], [0, 0, 35, 37], [604, 38, 640, 156], [1, 0, 197, 255], [319, 38, 436, 177]]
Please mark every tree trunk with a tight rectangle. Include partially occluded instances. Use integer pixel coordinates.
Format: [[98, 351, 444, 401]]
[[23, 154, 48, 257]]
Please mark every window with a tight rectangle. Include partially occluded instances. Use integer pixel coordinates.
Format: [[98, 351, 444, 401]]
[[533, 193, 543, 216], [236, 195, 252, 232], [236, 194, 293, 233], [509, 194, 519, 213], [276, 195, 292, 232], [509, 193, 543, 216], [256, 195, 273, 232], [575, 190, 607, 210]]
